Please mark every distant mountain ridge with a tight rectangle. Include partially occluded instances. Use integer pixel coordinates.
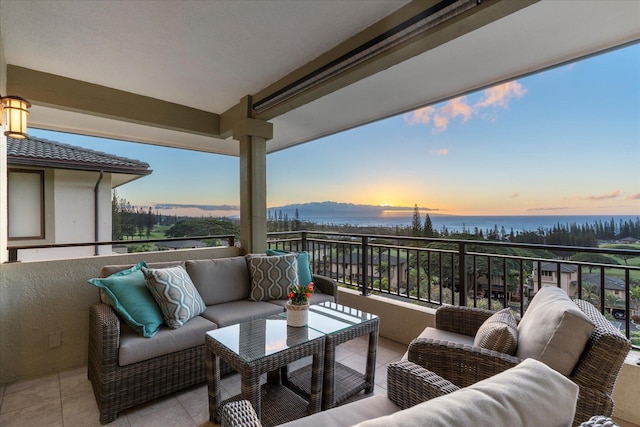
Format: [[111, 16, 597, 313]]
[[151, 201, 431, 214], [268, 201, 436, 217], [145, 201, 434, 219], [154, 203, 239, 211]]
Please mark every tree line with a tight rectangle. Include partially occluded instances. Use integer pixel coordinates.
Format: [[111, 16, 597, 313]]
[[408, 204, 639, 247], [111, 190, 189, 240], [113, 193, 638, 248]]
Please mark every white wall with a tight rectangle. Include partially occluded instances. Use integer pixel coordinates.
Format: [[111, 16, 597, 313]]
[[18, 169, 113, 261]]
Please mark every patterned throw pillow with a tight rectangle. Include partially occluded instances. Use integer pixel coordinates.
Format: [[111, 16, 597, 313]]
[[473, 308, 518, 355], [246, 253, 299, 301], [142, 266, 206, 329], [265, 249, 314, 286]]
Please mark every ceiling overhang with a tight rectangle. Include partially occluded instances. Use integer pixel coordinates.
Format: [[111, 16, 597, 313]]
[[1, 0, 638, 156]]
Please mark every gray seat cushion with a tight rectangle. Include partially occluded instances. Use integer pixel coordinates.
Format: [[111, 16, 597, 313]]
[[200, 300, 284, 327], [119, 315, 216, 366]]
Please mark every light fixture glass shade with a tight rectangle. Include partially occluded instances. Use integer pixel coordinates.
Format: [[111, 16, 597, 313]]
[[1, 96, 31, 139]]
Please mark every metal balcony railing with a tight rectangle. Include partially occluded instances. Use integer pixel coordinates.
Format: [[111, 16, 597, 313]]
[[7, 234, 237, 262], [267, 230, 640, 348]]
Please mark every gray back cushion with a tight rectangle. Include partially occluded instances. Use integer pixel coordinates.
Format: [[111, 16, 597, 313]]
[[186, 257, 250, 305], [100, 260, 185, 278]]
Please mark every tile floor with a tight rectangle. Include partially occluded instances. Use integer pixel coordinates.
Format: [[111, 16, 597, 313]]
[[1, 336, 637, 427], [0, 336, 406, 427]]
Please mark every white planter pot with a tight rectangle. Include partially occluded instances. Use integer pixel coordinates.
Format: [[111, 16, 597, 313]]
[[286, 302, 309, 327]]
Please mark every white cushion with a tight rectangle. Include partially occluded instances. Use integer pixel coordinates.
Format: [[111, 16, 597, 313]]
[[355, 358, 579, 427], [516, 286, 594, 375], [278, 394, 399, 427], [401, 327, 475, 360]]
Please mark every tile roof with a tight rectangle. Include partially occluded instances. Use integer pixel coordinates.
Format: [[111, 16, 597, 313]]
[[7, 136, 151, 175], [574, 273, 626, 292], [539, 262, 578, 273]]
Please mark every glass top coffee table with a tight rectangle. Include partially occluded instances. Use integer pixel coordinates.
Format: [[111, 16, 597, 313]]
[[281, 302, 379, 410], [206, 316, 325, 427]]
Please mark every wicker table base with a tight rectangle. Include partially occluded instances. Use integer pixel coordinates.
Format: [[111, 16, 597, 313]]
[[206, 317, 325, 426], [284, 303, 380, 410], [219, 383, 310, 427]]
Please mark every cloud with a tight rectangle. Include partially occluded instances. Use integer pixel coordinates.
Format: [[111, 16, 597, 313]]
[[583, 190, 622, 201], [476, 81, 526, 108], [403, 80, 526, 132], [429, 148, 449, 155], [509, 193, 520, 198], [404, 105, 435, 125], [628, 193, 640, 200], [527, 207, 570, 211], [433, 115, 449, 132], [441, 97, 473, 122]]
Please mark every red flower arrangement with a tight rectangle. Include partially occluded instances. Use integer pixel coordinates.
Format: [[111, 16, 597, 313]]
[[288, 282, 314, 305]]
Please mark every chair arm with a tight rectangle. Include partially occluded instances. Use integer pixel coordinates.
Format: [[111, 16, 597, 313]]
[[573, 387, 615, 427], [407, 338, 522, 388], [220, 400, 263, 427], [312, 274, 338, 302], [570, 300, 632, 394], [435, 305, 496, 336], [386, 360, 460, 410], [88, 303, 122, 369]]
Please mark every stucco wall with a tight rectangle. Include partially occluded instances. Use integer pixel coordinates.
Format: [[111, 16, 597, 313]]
[[0, 246, 242, 383], [337, 288, 435, 345], [613, 353, 640, 424]]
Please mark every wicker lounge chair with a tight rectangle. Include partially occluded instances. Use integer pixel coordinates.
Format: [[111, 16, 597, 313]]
[[219, 358, 582, 427], [407, 298, 632, 426]]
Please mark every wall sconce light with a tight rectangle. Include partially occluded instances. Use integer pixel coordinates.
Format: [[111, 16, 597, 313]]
[[1, 95, 31, 139]]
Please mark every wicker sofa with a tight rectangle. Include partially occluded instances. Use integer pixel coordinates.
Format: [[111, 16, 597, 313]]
[[220, 357, 580, 426], [88, 255, 337, 424], [406, 286, 632, 426]]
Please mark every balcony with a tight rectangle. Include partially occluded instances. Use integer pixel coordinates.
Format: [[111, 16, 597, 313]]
[[268, 230, 640, 347], [1, 232, 638, 425]]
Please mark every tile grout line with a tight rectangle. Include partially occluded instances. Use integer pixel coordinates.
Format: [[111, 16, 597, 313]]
[[58, 371, 65, 427], [175, 391, 198, 427]]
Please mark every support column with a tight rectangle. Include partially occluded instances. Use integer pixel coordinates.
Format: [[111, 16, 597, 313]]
[[0, 38, 8, 263], [234, 116, 273, 254]]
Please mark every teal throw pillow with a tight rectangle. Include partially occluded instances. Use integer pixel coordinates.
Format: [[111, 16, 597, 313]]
[[266, 248, 313, 286], [88, 261, 164, 338], [142, 266, 206, 329]]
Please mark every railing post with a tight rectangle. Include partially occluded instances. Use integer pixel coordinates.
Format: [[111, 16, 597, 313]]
[[458, 242, 467, 307], [228, 235, 235, 247], [301, 231, 307, 252], [362, 236, 369, 296]]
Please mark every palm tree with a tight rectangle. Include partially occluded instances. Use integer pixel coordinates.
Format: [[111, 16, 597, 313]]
[[604, 292, 622, 315], [581, 282, 600, 305]]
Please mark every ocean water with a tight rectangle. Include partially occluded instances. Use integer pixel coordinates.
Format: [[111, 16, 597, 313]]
[[299, 214, 640, 233]]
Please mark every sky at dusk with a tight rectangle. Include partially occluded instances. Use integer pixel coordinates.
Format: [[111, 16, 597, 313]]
[[30, 43, 640, 217]]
